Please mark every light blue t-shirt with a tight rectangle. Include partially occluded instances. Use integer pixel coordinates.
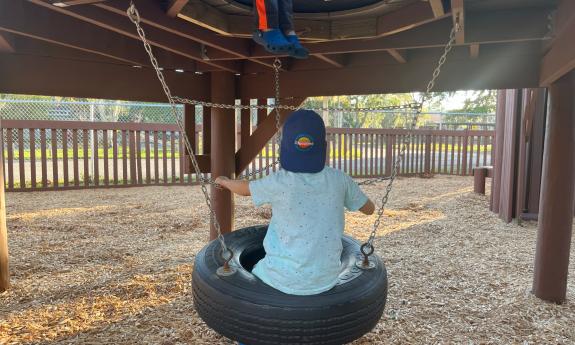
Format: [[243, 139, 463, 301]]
[[249, 166, 368, 295]]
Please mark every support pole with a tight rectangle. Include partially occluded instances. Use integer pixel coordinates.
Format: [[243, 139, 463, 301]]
[[532, 72, 575, 304], [209, 72, 236, 240], [0, 118, 9, 292]]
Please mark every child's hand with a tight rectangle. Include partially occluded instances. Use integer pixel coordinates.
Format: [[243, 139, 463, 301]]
[[215, 176, 230, 187]]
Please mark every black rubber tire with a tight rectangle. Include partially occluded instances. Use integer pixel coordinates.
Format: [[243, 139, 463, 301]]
[[192, 225, 388, 345]]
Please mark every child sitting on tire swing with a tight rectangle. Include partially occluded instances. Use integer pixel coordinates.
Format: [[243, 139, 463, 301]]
[[216, 110, 375, 300], [251, 0, 309, 59]]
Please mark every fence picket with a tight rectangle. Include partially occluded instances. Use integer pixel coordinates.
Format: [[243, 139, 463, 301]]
[[103, 130, 109, 186], [40, 129, 47, 188], [162, 131, 168, 184], [137, 131, 143, 184], [122, 130, 128, 185], [170, 131, 176, 183], [6, 129, 13, 190], [72, 129, 79, 186], [93, 129, 99, 186], [62, 129, 69, 186], [130, 130, 137, 185], [112, 130, 118, 185], [154, 131, 159, 184], [145, 131, 151, 184], [83, 129, 89, 187]]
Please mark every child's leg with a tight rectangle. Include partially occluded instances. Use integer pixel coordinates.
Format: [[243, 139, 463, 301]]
[[277, 0, 294, 34], [254, 0, 279, 31], [277, 0, 309, 59]]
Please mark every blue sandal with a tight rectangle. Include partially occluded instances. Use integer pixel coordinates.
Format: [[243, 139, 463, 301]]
[[252, 29, 293, 54], [286, 35, 309, 59]]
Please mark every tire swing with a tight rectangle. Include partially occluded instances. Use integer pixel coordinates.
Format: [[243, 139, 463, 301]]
[[126, 4, 458, 344]]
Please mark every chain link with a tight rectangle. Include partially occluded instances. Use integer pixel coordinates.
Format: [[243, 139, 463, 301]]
[[361, 26, 457, 254]]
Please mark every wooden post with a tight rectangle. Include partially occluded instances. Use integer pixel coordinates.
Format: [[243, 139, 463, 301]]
[[0, 119, 10, 291], [533, 72, 575, 304], [461, 129, 469, 176], [210, 72, 236, 240], [473, 167, 487, 194], [424, 134, 432, 174]]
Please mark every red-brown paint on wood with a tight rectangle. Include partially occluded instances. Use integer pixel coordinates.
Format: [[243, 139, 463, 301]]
[[18, 129, 25, 188], [210, 72, 236, 238], [93, 129, 99, 186], [83, 129, 89, 187], [51, 129, 58, 188], [121, 130, 128, 185], [170, 132, 176, 183], [112, 130, 118, 185], [62, 129, 69, 186], [6, 129, 13, 190], [145, 131, 151, 184], [178, 133, 184, 184], [0, 123, 9, 291], [40, 129, 47, 187], [203, 107, 211, 155], [129, 130, 137, 185], [29, 129, 36, 188], [491, 90, 507, 213], [533, 72, 575, 304], [136, 131, 143, 184], [473, 167, 488, 194], [162, 131, 168, 184], [499, 90, 521, 223], [72, 129, 79, 186], [154, 131, 159, 184], [103, 129, 109, 186]]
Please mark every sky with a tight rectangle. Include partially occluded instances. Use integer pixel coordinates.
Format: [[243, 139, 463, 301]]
[[441, 91, 469, 111]]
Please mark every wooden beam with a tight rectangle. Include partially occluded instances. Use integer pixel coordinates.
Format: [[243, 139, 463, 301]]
[[178, 1, 229, 36], [0, 117, 9, 292], [94, 0, 275, 69], [451, 0, 465, 44], [376, 1, 447, 37], [225, 0, 446, 41], [166, 0, 188, 17], [239, 44, 542, 98], [469, 44, 479, 59], [313, 54, 346, 68], [429, 0, 445, 18], [0, 0, 197, 70], [540, 0, 575, 86], [387, 49, 407, 63], [0, 32, 14, 53], [231, 9, 550, 60], [51, 0, 108, 6], [26, 0, 241, 73], [0, 53, 210, 102], [235, 98, 305, 175]]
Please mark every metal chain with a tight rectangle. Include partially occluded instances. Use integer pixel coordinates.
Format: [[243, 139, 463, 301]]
[[126, 3, 231, 262], [361, 26, 457, 257], [172, 96, 422, 113]]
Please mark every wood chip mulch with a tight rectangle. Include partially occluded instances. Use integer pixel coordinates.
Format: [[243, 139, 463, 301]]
[[1, 176, 574, 344]]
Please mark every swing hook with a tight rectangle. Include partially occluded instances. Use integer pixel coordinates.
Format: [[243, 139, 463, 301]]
[[216, 248, 237, 277], [356, 243, 376, 270]]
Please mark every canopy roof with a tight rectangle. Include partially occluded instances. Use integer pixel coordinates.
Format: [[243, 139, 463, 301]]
[[0, 0, 571, 102]]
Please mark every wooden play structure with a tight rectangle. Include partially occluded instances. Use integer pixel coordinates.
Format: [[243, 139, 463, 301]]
[[0, 0, 573, 314]]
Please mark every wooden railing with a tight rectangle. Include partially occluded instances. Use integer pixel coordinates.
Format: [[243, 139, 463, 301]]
[[0, 120, 200, 191], [246, 128, 495, 178], [1, 120, 495, 191]]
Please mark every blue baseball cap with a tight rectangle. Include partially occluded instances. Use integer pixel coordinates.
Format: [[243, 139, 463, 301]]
[[280, 110, 326, 173]]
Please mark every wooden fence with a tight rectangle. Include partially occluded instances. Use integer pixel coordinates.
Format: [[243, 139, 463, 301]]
[[1, 120, 494, 192]]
